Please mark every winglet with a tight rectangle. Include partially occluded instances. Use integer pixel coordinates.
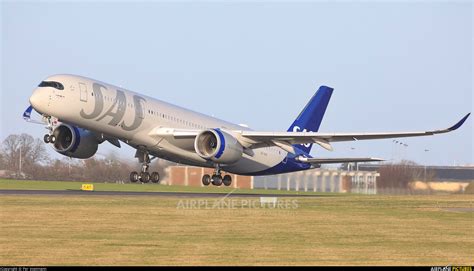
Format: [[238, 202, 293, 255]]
[[22, 105, 44, 125], [448, 113, 470, 131], [23, 105, 33, 121]]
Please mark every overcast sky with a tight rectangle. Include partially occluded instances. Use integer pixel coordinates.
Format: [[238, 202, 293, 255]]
[[1, 1, 472, 166]]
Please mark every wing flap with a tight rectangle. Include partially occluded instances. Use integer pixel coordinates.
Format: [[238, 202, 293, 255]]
[[296, 157, 384, 164]]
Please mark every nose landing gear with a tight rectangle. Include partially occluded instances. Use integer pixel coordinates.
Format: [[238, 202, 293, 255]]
[[42, 116, 56, 144], [43, 134, 56, 144]]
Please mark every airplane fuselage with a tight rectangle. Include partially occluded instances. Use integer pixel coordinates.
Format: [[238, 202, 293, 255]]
[[29, 74, 309, 176]]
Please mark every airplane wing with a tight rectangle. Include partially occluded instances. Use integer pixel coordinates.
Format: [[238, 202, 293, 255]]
[[239, 113, 471, 152], [148, 113, 470, 154]]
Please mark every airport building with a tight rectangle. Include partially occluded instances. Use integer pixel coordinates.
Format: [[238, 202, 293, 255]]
[[253, 169, 379, 194], [164, 166, 380, 194]]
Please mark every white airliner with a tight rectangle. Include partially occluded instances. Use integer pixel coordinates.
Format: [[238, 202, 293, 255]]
[[25, 74, 470, 186]]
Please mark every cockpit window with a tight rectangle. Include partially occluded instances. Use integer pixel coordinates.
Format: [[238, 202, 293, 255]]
[[38, 81, 64, 90]]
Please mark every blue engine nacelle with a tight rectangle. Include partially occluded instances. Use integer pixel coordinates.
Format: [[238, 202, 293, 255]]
[[194, 129, 243, 165], [51, 124, 99, 159]]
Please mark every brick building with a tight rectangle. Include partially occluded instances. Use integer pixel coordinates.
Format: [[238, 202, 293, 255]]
[[165, 166, 253, 189]]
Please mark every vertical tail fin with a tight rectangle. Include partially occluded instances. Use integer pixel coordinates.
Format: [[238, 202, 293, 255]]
[[287, 85, 333, 154]]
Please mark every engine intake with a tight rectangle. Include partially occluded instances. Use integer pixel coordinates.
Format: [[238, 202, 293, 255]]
[[52, 124, 99, 159], [194, 129, 243, 164]]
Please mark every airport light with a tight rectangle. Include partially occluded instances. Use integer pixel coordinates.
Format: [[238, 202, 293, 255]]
[[349, 147, 356, 171], [424, 149, 430, 181], [19, 143, 22, 177], [392, 140, 408, 162]]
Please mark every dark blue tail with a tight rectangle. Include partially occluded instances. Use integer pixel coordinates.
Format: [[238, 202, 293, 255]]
[[287, 85, 333, 154]]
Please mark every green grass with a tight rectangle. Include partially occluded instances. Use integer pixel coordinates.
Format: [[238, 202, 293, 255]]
[[0, 179, 339, 196], [0, 192, 472, 266]]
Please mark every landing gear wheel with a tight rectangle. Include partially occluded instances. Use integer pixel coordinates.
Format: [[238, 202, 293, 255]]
[[43, 134, 50, 143], [140, 172, 150, 183], [223, 175, 232, 186], [211, 175, 223, 186], [202, 174, 211, 186], [151, 172, 160, 183], [130, 171, 139, 183], [50, 135, 56, 143]]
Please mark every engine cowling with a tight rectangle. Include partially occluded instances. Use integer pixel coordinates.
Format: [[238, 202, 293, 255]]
[[194, 129, 243, 164], [51, 124, 99, 159]]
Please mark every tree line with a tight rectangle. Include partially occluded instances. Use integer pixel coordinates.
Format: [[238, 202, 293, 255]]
[[1, 133, 436, 187], [0, 133, 170, 182]]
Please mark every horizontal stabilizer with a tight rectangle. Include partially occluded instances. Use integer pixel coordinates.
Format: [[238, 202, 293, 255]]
[[296, 157, 384, 164]]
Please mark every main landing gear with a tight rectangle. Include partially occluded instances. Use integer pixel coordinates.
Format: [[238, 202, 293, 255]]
[[202, 164, 232, 187], [130, 150, 160, 184]]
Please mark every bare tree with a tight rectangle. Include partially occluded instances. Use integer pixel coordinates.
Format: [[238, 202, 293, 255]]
[[378, 160, 423, 189], [1, 133, 49, 176], [2, 134, 20, 171], [0, 151, 4, 169], [2, 133, 173, 183]]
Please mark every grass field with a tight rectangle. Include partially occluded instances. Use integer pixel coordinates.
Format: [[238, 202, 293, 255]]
[[0, 180, 472, 266]]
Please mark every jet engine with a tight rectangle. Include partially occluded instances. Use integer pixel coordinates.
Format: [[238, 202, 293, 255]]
[[194, 129, 243, 164], [51, 124, 99, 159]]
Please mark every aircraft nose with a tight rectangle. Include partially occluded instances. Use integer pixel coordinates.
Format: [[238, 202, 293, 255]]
[[29, 88, 46, 112]]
